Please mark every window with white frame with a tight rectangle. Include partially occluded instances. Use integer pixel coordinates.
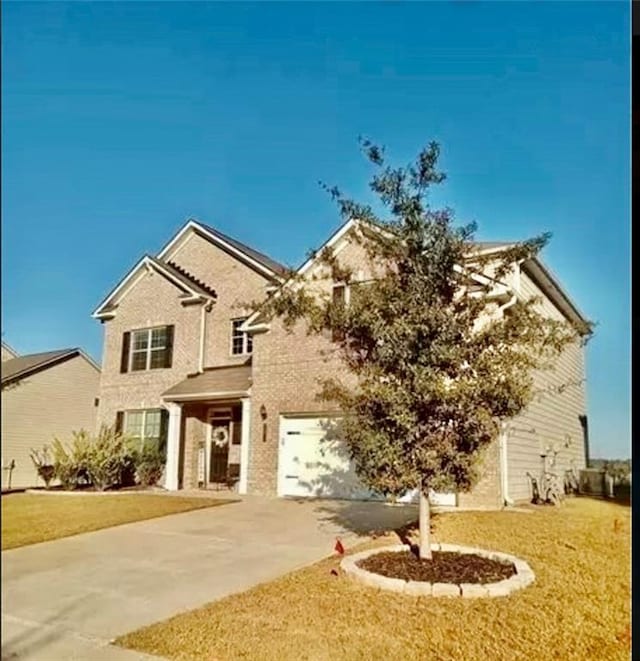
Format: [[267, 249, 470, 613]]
[[231, 318, 252, 355], [124, 409, 167, 452], [130, 326, 172, 371]]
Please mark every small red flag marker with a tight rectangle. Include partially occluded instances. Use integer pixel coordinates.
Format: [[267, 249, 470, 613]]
[[334, 538, 345, 555]]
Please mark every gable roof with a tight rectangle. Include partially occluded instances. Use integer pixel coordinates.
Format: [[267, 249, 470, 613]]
[[196, 221, 289, 277], [1, 348, 100, 386], [93, 254, 217, 319], [158, 219, 288, 280], [242, 218, 590, 333]]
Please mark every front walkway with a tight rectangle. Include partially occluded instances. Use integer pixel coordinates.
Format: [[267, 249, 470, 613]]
[[1, 495, 417, 660]]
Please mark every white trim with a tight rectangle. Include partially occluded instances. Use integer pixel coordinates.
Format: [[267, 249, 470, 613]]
[[164, 402, 182, 491], [294, 219, 358, 280], [230, 317, 252, 356], [77, 349, 102, 373], [198, 305, 207, 373], [239, 397, 251, 494], [242, 219, 514, 332], [92, 258, 149, 318], [162, 389, 250, 402], [158, 219, 282, 280], [128, 326, 171, 372], [164, 230, 195, 263], [1, 342, 18, 358], [243, 219, 358, 331], [239, 321, 269, 333], [92, 256, 211, 319]]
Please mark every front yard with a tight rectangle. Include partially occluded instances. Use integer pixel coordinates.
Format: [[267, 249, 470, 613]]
[[1, 493, 234, 550], [117, 497, 630, 661]]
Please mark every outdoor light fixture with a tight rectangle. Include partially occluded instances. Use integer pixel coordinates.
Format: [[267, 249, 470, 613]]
[[260, 405, 268, 443]]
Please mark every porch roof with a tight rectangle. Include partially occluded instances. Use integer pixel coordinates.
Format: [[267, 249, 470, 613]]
[[162, 364, 251, 401]]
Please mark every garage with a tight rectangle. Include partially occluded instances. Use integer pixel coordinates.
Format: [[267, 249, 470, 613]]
[[277, 415, 456, 505]]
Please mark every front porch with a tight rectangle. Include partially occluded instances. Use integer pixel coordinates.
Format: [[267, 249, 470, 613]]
[[161, 365, 252, 494]]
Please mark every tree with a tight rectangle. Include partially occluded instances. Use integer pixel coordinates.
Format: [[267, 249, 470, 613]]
[[256, 139, 588, 559]]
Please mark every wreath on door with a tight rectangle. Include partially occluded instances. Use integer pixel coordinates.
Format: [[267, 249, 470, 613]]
[[211, 426, 229, 448]]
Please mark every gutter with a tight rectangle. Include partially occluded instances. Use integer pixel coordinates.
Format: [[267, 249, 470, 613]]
[[198, 302, 213, 373]]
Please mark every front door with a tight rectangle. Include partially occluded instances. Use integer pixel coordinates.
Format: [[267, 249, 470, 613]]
[[207, 419, 230, 485]]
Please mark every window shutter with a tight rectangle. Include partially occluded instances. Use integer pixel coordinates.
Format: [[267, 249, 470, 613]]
[[164, 325, 174, 368], [120, 332, 131, 373], [115, 411, 124, 434]]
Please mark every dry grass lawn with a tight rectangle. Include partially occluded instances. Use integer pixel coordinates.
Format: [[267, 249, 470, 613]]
[[1, 493, 234, 550], [117, 497, 630, 661]]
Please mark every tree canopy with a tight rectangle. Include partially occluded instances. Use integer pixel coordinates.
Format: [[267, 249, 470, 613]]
[[256, 139, 586, 502]]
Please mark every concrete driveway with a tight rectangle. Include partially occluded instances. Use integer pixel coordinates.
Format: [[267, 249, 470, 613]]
[[1, 494, 417, 660]]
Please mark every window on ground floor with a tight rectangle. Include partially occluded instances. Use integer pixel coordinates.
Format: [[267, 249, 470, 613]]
[[123, 408, 168, 453]]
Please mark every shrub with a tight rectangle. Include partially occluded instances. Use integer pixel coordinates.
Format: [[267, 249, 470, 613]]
[[51, 432, 92, 490], [86, 425, 137, 491], [50, 426, 136, 491], [29, 446, 55, 488], [134, 445, 165, 487]]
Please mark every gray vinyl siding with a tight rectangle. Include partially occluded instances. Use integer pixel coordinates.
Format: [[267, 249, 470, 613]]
[[506, 269, 588, 503], [1, 355, 100, 489]]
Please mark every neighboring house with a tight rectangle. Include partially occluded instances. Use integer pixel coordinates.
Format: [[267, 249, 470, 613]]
[[1, 344, 101, 489], [92, 218, 591, 507], [1, 341, 18, 363]]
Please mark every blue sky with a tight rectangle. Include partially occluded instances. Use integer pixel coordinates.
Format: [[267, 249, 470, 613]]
[[2, 2, 629, 458]]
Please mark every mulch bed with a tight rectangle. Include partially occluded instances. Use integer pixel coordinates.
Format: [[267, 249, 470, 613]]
[[357, 550, 516, 584]]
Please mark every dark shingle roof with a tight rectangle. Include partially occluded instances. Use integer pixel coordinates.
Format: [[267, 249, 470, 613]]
[[195, 221, 288, 277], [162, 364, 252, 400], [1, 349, 79, 384], [146, 255, 217, 299]]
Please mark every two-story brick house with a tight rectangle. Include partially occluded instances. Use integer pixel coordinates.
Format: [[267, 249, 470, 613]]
[[93, 218, 591, 507]]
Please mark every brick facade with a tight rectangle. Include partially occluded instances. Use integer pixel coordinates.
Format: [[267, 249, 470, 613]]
[[94, 220, 588, 510]]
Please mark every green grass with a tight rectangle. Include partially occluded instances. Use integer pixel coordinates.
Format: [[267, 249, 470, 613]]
[[116, 497, 630, 661], [1, 493, 234, 550]]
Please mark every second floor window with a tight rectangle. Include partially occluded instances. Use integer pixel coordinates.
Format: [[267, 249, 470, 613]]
[[120, 325, 174, 373], [231, 318, 252, 355]]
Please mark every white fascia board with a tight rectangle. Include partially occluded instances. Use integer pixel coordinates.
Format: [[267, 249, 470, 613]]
[[92, 256, 208, 319], [243, 219, 358, 330], [159, 219, 282, 281], [162, 390, 249, 402], [92, 257, 150, 318], [77, 349, 102, 373]]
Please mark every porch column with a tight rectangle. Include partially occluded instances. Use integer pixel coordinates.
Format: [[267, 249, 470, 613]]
[[238, 397, 251, 494], [164, 402, 182, 491]]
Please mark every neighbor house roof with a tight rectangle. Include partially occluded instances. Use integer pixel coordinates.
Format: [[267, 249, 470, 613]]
[[162, 364, 252, 401], [1, 348, 100, 386], [1, 341, 19, 359]]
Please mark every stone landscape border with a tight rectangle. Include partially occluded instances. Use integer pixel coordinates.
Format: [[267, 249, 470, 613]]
[[341, 543, 535, 598]]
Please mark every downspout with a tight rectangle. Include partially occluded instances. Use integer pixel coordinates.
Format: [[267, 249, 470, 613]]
[[497, 291, 517, 508], [198, 301, 213, 374]]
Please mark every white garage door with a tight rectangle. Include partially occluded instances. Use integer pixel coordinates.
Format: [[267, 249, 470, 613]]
[[278, 416, 456, 505]]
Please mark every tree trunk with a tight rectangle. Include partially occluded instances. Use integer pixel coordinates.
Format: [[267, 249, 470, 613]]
[[419, 490, 432, 560]]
